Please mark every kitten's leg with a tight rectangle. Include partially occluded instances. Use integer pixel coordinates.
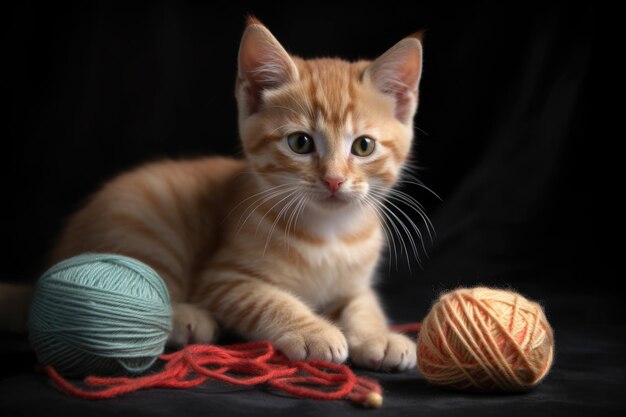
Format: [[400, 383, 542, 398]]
[[337, 289, 416, 371], [142, 267, 218, 348], [169, 303, 219, 348], [193, 276, 348, 363], [112, 256, 218, 348]]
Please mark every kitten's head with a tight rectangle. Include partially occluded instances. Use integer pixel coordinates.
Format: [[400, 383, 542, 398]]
[[236, 18, 422, 213]]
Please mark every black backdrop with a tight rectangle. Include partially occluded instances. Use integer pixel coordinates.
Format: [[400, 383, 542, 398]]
[[4, 2, 625, 417], [4, 1, 606, 320]]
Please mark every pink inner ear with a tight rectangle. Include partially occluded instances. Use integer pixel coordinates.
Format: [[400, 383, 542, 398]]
[[393, 89, 416, 123], [367, 38, 422, 123], [242, 82, 262, 115], [237, 25, 298, 115], [393, 66, 421, 122], [372, 69, 418, 122]]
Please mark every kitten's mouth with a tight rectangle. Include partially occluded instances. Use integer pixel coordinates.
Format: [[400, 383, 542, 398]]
[[321, 195, 349, 205], [310, 191, 353, 210]]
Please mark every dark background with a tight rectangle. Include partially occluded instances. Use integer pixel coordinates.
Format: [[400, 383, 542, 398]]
[[3, 2, 622, 416], [3, 1, 609, 320]]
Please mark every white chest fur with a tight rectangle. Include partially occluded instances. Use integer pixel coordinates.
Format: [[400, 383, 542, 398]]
[[276, 209, 384, 311]]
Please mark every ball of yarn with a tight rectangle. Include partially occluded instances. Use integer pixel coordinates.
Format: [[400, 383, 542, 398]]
[[28, 253, 172, 376], [416, 287, 554, 392]]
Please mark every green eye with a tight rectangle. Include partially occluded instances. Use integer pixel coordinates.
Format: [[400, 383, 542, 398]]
[[351, 136, 375, 156], [287, 133, 315, 154]]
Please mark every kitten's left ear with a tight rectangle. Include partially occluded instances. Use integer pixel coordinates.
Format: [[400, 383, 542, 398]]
[[365, 35, 423, 124], [237, 19, 299, 115]]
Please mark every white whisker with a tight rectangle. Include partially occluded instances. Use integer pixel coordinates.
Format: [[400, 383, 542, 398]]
[[395, 177, 442, 201], [264, 190, 301, 255], [370, 186, 436, 244], [255, 188, 300, 234], [236, 186, 298, 235], [414, 126, 429, 136], [284, 193, 309, 253], [225, 182, 294, 222], [366, 174, 439, 269], [361, 195, 403, 271], [369, 189, 429, 261]]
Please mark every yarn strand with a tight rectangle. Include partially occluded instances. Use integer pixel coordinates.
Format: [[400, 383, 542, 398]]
[[42, 341, 384, 408]]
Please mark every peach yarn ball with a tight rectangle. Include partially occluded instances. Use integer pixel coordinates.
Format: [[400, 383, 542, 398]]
[[416, 287, 554, 391]]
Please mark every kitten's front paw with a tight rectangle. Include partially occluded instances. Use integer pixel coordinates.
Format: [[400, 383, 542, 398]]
[[349, 331, 416, 371], [274, 320, 348, 363], [169, 303, 218, 348]]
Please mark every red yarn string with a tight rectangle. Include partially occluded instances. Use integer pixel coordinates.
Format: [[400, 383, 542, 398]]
[[42, 341, 381, 406], [42, 324, 420, 407], [389, 322, 422, 333]]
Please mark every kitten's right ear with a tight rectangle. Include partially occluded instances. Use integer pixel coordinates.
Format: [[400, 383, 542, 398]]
[[364, 34, 423, 124], [237, 19, 299, 115]]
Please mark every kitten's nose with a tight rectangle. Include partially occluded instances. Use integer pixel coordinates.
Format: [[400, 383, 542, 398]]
[[323, 176, 345, 194]]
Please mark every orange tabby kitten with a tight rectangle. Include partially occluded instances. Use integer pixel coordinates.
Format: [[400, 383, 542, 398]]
[[47, 19, 423, 371]]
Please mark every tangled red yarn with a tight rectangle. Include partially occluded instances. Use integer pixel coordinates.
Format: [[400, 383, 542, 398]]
[[43, 341, 382, 407]]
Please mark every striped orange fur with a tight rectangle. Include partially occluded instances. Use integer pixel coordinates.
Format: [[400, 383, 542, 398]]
[[50, 20, 424, 371]]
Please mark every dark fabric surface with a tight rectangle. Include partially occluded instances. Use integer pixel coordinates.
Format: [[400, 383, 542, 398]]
[[2, 1, 618, 416], [1, 297, 625, 416]]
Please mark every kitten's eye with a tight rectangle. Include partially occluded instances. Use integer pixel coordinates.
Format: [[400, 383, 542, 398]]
[[287, 133, 315, 154], [351, 136, 375, 157]]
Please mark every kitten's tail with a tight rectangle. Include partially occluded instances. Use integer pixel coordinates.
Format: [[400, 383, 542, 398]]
[[0, 282, 35, 334]]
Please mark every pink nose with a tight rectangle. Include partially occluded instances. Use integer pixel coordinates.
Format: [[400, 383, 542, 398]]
[[323, 177, 345, 193]]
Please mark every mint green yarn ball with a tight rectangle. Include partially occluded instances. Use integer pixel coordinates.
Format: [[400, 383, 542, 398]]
[[28, 253, 172, 376]]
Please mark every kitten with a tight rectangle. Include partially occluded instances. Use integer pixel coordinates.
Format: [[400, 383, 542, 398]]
[[48, 18, 424, 371]]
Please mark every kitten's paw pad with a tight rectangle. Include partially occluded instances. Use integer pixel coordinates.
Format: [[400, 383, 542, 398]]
[[349, 332, 416, 372], [274, 322, 348, 364], [169, 303, 219, 348]]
